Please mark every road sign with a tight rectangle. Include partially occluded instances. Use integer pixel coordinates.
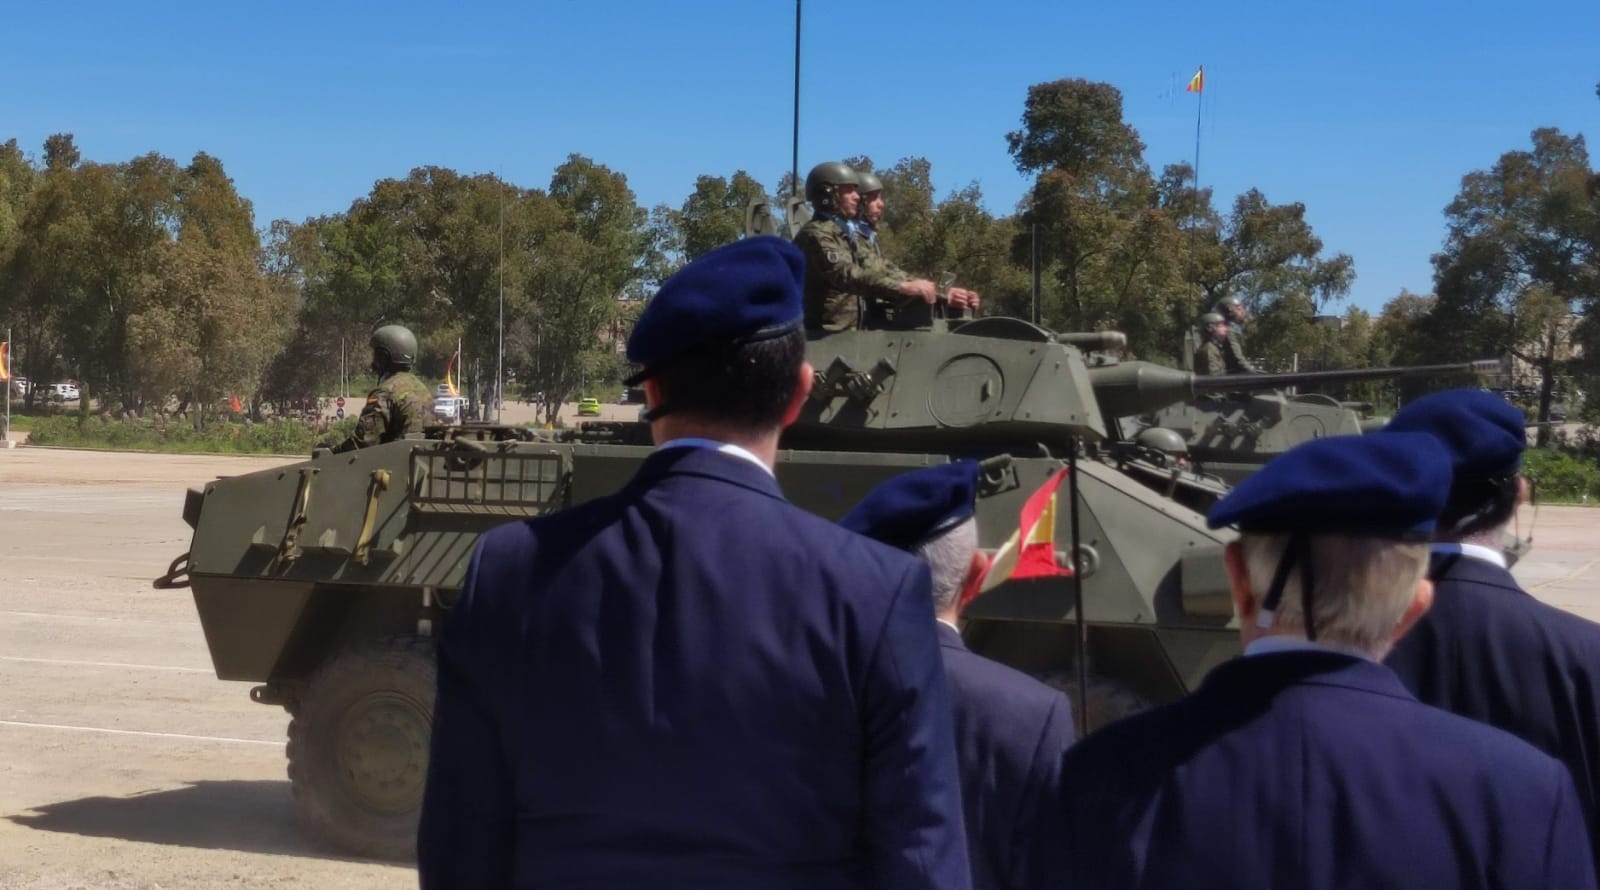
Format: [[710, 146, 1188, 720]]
[[336, 396, 346, 408], [335, 408, 345, 420]]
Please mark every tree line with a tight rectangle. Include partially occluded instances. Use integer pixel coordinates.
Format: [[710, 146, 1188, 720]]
[[1, 78, 1595, 432]]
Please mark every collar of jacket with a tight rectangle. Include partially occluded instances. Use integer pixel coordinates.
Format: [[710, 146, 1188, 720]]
[[935, 621, 965, 649], [627, 445, 785, 503], [1429, 549, 1526, 596], [1202, 650, 1416, 704]]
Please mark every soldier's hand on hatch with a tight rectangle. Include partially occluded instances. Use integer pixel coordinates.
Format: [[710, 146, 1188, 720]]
[[900, 278, 939, 304], [948, 287, 981, 311]]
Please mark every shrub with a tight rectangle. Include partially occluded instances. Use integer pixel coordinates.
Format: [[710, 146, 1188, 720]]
[[26, 415, 358, 455], [1523, 447, 1600, 504]]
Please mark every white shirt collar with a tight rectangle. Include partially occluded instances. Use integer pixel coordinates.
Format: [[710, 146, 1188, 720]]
[[1244, 635, 1375, 662], [1430, 542, 1507, 570], [655, 437, 773, 478], [936, 618, 962, 635]]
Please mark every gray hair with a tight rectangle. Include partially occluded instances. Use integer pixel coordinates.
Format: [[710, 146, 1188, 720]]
[[916, 518, 979, 614], [1240, 533, 1429, 657]]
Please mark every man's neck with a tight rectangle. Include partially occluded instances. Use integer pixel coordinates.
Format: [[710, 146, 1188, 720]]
[[651, 419, 780, 470], [936, 608, 959, 631]]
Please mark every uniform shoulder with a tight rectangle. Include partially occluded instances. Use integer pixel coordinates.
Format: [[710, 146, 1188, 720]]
[[943, 646, 1071, 712], [796, 217, 843, 239], [783, 503, 927, 584]]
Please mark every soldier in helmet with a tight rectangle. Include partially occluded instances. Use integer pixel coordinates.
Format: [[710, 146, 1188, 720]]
[[1118, 426, 1229, 512], [795, 162, 941, 333], [1135, 426, 1191, 471], [1214, 296, 1261, 374], [331, 324, 435, 453], [853, 170, 980, 328], [1193, 312, 1231, 376]]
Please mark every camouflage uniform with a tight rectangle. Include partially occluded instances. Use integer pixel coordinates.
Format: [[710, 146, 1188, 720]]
[[1224, 324, 1261, 374], [1193, 340, 1229, 376], [332, 371, 434, 452], [795, 215, 906, 332]]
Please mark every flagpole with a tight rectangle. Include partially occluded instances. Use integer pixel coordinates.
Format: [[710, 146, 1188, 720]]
[[1069, 444, 1088, 732], [3, 328, 11, 448], [1191, 65, 1203, 194]]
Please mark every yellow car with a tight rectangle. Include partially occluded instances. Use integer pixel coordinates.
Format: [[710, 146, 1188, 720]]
[[577, 397, 602, 417]]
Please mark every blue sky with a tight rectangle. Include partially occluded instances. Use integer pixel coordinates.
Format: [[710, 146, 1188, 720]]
[[4, 0, 1596, 312]]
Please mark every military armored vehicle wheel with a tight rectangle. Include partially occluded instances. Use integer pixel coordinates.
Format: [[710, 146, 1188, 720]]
[[286, 635, 435, 860]]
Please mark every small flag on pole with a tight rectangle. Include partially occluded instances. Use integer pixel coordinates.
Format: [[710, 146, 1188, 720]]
[[0, 342, 9, 381], [230, 395, 244, 413], [1185, 66, 1204, 94], [444, 351, 460, 397], [972, 468, 1074, 602]]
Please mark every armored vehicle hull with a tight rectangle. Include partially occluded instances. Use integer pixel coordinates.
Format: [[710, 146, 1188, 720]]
[[165, 421, 1238, 858]]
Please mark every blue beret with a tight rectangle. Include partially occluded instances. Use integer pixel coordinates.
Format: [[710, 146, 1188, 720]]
[[839, 461, 981, 551], [625, 236, 804, 384], [1207, 433, 1452, 538], [1382, 389, 1525, 478]]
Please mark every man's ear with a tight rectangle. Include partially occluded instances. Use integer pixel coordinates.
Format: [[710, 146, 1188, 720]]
[[643, 379, 662, 412], [780, 362, 814, 428], [1392, 578, 1434, 642]]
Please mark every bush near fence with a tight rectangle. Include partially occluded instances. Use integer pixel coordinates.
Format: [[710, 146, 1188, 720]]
[[26, 415, 357, 455]]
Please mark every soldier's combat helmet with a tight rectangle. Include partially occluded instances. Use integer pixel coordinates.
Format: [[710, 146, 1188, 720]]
[[805, 162, 860, 214], [1198, 312, 1226, 327], [370, 324, 418, 371], [1136, 426, 1189, 459], [856, 170, 884, 196]]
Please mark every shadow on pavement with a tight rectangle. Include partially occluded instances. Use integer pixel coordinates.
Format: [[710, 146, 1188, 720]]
[[7, 780, 406, 866]]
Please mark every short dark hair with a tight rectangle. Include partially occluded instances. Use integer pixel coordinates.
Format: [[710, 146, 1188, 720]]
[[1438, 474, 1520, 539], [653, 328, 806, 431]]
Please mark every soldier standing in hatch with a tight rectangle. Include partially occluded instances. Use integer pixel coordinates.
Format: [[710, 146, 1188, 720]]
[[1215, 295, 1261, 373], [1192, 312, 1234, 376], [852, 170, 980, 328], [795, 162, 938, 332], [330, 324, 434, 453]]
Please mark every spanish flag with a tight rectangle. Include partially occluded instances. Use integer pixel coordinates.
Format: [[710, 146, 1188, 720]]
[[1185, 66, 1204, 94], [0, 342, 9, 381], [230, 395, 244, 413], [973, 467, 1074, 600], [444, 351, 460, 397]]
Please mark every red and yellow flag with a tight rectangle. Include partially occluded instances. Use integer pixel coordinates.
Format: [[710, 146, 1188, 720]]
[[1185, 66, 1204, 94], [444, 351, 460, 397], [0, 342, 9, 381], [973, 468, 1074, 600], [230, 395, 244, 413]]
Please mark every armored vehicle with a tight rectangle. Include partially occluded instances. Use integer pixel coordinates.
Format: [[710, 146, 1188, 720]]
[[154, 316, 1485, 858], [1097, 360, 1503, 483]]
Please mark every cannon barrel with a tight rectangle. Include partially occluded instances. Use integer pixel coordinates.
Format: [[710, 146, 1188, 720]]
[[1056, 331, 1128, 352], [1090, 359, 1501, 420]]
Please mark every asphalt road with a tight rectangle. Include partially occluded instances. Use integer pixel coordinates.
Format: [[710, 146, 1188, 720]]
[[0, 446, 1597, 888]]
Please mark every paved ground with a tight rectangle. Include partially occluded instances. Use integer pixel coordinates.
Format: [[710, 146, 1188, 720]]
[[0, 446, 1596, 888]]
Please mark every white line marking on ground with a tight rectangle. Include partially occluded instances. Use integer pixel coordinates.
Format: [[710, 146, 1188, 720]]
[[0, 609, 190, 626], [0, 655, 213, 674], [0, 719, 280, 747]]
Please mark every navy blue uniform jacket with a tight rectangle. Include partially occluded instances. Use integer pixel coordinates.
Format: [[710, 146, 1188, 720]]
[[937, 624, 1074, 890], [417, 447, 970, 889], [1387, 551, 1600, 862], [1045, 651, 1595, 889]]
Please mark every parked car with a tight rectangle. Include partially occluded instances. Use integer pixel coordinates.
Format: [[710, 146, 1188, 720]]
[[433, 396, 469, 423], [577, 397, 602, 417], [45, 382, 80, 402]]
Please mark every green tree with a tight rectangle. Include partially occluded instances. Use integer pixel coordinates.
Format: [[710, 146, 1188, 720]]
[[1423, 128, 1599, 443]]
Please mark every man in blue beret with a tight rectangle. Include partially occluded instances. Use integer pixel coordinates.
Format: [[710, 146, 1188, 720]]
[[1041, 433, 1594, 889], [418, 236, 971, 889], [840, 461, 1075, 890], [1384, 388, 1600, 869]]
